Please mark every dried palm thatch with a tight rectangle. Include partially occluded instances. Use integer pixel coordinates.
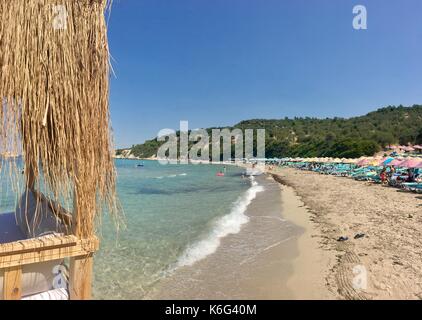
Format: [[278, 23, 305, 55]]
[[0, 0, 119, 238]]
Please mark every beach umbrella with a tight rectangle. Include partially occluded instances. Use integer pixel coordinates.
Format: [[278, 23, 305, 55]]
[[389, 158, 404, 166], [375, 157, 384, 165], [347, 158, 358, 164], [0, 0, 117, 300], [356, 158, 370, 166], [356, 158, 364, 166], [401, 146, 415, 152], [0, 0, 119, 238], [380, 157, 394, 166], [369, 158, 382, 166], [399, 158, 422, 168]]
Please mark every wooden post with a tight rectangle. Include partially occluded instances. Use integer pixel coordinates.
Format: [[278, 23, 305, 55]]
[[69, 254, 94, 300], [69, 186, 95, 300], [2, 266, 22, 300]]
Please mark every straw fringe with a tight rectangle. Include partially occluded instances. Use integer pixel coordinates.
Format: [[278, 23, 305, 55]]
[[0, 0, 119, 238]]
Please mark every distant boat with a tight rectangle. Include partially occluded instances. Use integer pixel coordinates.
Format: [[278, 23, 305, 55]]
[[216, 172, 225, 177], [136, 162, 144, 167]]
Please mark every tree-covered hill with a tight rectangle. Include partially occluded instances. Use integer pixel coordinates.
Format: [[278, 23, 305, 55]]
[[118, 105, 422, 159]]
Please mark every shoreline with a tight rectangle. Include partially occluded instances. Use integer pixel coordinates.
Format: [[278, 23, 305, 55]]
[[276, 180, 334, 299], [148, 172, 334, 299], [111, 160, 422, 299], [147, 175, 293, 299]]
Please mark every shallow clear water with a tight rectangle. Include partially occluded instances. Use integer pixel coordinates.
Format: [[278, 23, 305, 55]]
[[0, 159, 251, 299], [93, 160, 249, 299]]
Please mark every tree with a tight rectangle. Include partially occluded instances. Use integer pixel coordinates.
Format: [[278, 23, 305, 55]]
[[416, 129, 422, 145]]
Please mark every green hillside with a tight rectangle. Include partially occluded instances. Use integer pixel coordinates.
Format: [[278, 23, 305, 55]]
[[118, 105, 422, 159]]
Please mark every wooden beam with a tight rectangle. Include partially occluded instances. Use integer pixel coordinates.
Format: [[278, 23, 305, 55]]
[[2, 266, 22, 300], [69, 254, 93, 300], [68, 185, 96, 300], [0, 236, 99, 269], [0, 235, 78, 256]]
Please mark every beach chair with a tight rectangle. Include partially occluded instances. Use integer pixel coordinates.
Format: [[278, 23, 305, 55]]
[[402, 182, 422, 193]]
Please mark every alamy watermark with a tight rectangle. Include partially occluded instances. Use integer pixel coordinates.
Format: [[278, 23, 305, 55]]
[[353, 5, 367, 30], [52, 5, 67, 30], [156, 121, 265, 165], [352, 264, 368, 291], [52, 264, 68, 290]]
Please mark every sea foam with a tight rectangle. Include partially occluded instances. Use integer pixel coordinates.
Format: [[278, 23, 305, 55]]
[[156, 173, 187, 179], [175, 176, 264, 268]]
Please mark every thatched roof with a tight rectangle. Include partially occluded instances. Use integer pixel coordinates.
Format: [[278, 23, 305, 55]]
[[0, 0, 118, 238]]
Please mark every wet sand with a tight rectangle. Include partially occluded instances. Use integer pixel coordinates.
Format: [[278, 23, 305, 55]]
[[149, 175, 333, 299], [280, 183, 334, 299]]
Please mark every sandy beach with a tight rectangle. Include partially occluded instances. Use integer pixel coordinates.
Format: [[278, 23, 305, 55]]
[[279, 183, 334, 299], [272, 167, 422, 300], [148, 173, 335, 300], [146, 164, 422, 300]]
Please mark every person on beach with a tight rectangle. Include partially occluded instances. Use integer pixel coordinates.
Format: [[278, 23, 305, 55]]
[[380, 168, 387, 184], [406, 169, 415, 182], [387, 166, 395, 183]]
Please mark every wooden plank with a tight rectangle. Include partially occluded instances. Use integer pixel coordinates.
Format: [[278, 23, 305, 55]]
[[2, 266, 22, 300], [0, 237, 99, 269], [0, 235, 78, 256], [69, 254, 93, 300]]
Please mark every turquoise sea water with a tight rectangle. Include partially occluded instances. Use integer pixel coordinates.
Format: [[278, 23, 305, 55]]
[[0, 159, 252, 299], [93, 159, 250, 299]]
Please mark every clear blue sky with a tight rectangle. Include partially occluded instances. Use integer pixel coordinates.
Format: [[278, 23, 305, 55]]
[[108, 0, 422, 148]]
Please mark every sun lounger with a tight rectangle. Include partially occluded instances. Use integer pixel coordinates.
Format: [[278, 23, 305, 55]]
[[402, 182, 422, 193]]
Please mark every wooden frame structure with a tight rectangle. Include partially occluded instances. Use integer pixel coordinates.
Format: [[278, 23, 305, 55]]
[[0, 181, 100, 300], [0, 235, 99, 300], [0, 159, 102, 300]]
